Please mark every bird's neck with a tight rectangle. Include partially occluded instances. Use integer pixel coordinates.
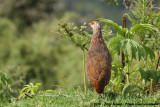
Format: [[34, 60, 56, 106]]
[[89, 28, 103, 50], [93, 28, 102, 39]]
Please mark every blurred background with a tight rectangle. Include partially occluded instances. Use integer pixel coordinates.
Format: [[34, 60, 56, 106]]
[[0, 0, 159, 97]]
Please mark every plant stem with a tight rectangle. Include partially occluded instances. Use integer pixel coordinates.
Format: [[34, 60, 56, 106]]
[[156, 51, 160, 71], [82, 50, 87, 93], [121, 13, 127, 84], [149, 79, 153, 97], [121, 14, 127, 67], [126, 56, 129, 83]]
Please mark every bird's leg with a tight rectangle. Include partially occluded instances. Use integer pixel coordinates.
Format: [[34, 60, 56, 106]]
[[98, 93, 103, 102], [98, 94, 101, 102], [102, 92, 104, 99]]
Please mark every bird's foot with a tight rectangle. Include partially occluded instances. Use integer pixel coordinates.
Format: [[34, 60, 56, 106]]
[[98, 93, 104, 102]]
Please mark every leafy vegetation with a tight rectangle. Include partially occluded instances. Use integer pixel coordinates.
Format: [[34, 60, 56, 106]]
[[19, 83, 41, 99], [0, 0, 160, 106], [1, 88, 160, 106], [57, 0, 160, 99], [0, 71, 11, 102]]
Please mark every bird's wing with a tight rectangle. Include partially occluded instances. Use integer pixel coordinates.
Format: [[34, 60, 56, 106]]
[[85, 51, 111, 87]]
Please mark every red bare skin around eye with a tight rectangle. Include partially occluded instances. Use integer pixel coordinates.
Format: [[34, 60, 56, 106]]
[[88, 22, 94, 26]]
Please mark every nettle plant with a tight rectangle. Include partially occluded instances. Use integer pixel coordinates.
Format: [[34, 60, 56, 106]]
[[97, 18, 159, 95], [58, 0, 160, 95], [58, 22, 91, 93], [58, 17, 159, 95], [127, 0, 160, 72]]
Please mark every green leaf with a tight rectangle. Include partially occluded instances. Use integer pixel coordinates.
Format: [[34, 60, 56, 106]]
[[149, 70, 158, 84], [122, 40, 128, 55], [0, 83, 2, 90], [137, 45, 143, 61], [139, 68, 146, 80], [108, 36, 122, 47], [97, 18, 126, 36], [19, 93, 25, 99], [130, 41, 137, 59], [117, 38, 125, 55], [139, 68, 159, 83], [19, 83, 41, 99], [142, 45, 155, 59], [122, 83, 137, 98], [0, 72, 8, 84], [130, 24, 159, 36]]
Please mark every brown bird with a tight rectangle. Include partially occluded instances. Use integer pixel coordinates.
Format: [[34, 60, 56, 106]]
[[85, 21, 112, 97]]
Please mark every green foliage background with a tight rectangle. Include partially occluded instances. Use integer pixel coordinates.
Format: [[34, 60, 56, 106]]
[[0, 0, 159, 102]]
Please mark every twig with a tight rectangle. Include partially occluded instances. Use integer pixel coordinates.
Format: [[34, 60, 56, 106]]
[[151, 7, 160, 10], [49, 30, 63, 35], [25, 93, 85, 99], [25, 93, 33, 98]]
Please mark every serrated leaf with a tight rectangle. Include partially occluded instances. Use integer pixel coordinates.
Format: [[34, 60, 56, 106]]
[[139, 68, 159, 83], [142, 45, 155, 59], [149, 70, 158, 84], [126, 39, 131, 56], [130, 41, 137, 59], [97, 18, 126, 36], [137, 45, 142, 61], [122, 40, 128, 56], [108, 36, 122, 48], [117, 38, 125, 55], [139, 68, 146, 80], [130, 24, 159, 37]]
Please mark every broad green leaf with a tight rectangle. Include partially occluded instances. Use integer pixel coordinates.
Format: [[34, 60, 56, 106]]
[[137, 45, 142, 61], [140, 45, 146, 60], [142, 45, 155, 59], [117, 38, 125, 55], [139, 68, 147, 81], [108, 36, 122, 48], [122, 40, 128, 56], [19, 83, 41, 99], [19, 93, 25, 99], [126, 13, 136, 26], [122, 83, 137, 98], [97, 18, 126, 36], [149, 70, 158, 84], [130, 24, 159, 37], [20, 87, 28, 94], [130, 41, 137, 59], [139, 68, 159, 83], [126, 39, 131, 56]]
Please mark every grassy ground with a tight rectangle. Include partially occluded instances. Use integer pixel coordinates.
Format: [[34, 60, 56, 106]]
[[1, 88, 160, 107]]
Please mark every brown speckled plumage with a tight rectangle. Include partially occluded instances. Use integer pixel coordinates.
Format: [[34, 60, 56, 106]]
[[85, 21, 112, 94]]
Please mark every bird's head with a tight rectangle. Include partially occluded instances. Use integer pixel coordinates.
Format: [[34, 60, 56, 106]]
[[88, 21, 100, 29]]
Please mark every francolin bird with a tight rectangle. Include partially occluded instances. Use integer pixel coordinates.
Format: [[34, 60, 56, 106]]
[[85, 21, 112, 98]]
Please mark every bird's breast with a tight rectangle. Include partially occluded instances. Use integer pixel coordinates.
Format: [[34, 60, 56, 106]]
[[89, 37, 105, 50]]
